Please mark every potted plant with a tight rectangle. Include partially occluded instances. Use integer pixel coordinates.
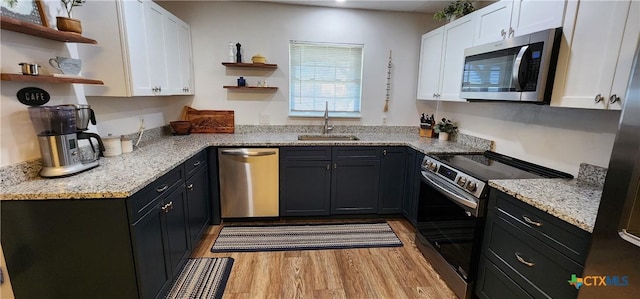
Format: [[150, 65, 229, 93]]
[[433, 118, 458, 141], [433, 0, 475, 22], [57, 0, 85, 34]]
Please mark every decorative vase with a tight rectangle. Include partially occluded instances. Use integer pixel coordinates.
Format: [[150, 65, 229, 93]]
[[56, 17, 82, 34], [438, 132, 449, 141]]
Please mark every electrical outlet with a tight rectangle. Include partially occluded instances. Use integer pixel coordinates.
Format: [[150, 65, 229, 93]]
[[382, 116, 388, 125], [259, 113, 271, 125]]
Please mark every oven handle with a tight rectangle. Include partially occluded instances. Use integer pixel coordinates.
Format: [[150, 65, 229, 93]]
[[422, 171, 478, 213]]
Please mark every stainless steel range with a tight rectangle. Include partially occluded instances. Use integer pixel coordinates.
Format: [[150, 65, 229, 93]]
[[415, 151, 572, 299]]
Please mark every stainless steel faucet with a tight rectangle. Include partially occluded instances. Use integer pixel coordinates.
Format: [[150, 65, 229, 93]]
[[323, 101, 333, 134]]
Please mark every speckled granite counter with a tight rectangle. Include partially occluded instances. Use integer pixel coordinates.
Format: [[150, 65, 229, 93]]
[[0, 132, 484, 200], [489, 179, 603, 233]]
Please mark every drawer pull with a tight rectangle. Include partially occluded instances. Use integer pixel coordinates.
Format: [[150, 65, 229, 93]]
[[193, 161, 201, 167], [523, 215, 542, 227], [187, 184, 194, 190], [515, 252, 535, 267], [156, 184, 169, 193]]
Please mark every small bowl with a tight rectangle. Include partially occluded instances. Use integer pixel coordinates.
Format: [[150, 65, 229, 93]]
[[251, 54, 266, 64], [170, 121, 192, 135]]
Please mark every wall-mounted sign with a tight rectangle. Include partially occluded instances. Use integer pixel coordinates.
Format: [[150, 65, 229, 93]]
[[17, 87, 50, 106]]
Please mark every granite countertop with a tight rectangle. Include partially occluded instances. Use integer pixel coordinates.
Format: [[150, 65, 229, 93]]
[[489, 179, 603, 233], [0, 132, 483, 200]]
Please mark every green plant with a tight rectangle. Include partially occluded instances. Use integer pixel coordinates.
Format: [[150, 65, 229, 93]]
[[433, 118, 458, 134], [61, 0, 85, 18], [433, 0, 475, 21]]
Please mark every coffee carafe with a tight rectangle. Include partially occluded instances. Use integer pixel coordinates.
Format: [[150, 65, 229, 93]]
[[28, 105, 100, 177], [62, 104, 105, 158]]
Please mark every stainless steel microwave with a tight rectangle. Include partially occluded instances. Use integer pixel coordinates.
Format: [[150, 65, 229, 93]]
[[460, 28, 562, 103]]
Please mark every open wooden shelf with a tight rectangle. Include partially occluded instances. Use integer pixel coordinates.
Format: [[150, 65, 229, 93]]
[[1, 73, 104, 85], [0, 16, 97, 44], [222, 62, 277, 69], [223, 86, 278, 91]]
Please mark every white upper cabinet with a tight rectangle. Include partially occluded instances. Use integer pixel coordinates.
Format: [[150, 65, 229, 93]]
[[474, 0, 566, 46], [551, 0, 639, 109], [417, 14, 475, 101], [78, 0, 194, 97]]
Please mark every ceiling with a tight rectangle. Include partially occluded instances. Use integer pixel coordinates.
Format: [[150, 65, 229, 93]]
[[221, 0, 455, 13]]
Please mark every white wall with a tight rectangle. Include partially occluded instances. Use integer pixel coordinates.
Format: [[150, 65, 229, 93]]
[[421, 100, 620, 175], [160, 1, 436, 126]]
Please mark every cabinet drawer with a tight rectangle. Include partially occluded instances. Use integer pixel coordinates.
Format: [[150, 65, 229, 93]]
[[280, 147, 331, 160], [184, 150, 207, 178], [476, 255, 533, 299], [332, 147, 381, 160], [483, 212, 582, 299], [490, 190, 591, 264], [128, 166, 184, 223]]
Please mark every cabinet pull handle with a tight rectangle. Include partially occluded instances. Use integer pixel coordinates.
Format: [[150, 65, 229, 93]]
[[161, 203, 169, 213], [594, 94, 603, 103], [187, 184, 194, 190], [609, 94, 620, 104], [383, 149, 387, 156], [326, 164, 330, 170], [515, 252, 535, 267], [334, 163, 337, 169], [193, 161, 201, 167], [501, 29, 506, 38], [509, 27, 514, 38], [523, 215, 542, 227], [156, 184, 169, 193], [167, 201, 173, 210]]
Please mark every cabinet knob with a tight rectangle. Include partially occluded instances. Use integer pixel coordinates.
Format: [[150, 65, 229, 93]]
[[609, 94, 620, 104], [187, 183, 194, 190], [433, 93, 437, 98], [594, 94, 603, 103]]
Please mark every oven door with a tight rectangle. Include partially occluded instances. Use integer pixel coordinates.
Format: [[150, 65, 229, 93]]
[[416, 169, 485, 285]]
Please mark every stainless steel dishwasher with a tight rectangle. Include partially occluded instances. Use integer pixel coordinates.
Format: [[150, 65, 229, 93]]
[[218, 148, 279, 218]]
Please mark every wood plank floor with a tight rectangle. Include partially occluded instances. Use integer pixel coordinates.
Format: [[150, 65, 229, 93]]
[[191, 218, 456, 299]]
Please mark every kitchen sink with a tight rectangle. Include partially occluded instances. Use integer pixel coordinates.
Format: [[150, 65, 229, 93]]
[[297, 134, 360, 141]]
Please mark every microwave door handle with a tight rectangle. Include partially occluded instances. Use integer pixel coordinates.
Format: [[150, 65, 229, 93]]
[[511, 45, 529, 91]]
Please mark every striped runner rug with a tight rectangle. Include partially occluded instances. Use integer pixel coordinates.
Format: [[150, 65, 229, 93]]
[[210, 222, 403, 252], [166, 258, 233, 299]]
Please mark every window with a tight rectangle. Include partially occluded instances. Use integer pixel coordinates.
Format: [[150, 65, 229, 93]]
[[289, 41, 364, 117]]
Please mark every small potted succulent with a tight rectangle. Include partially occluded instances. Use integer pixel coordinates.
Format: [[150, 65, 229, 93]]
[[434, 118, 458, 141], [433, 0, 475, 22], [57, 0, 85, 34]]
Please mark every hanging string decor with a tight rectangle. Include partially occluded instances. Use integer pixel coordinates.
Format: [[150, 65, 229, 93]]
[[384, 50, 392, 112]]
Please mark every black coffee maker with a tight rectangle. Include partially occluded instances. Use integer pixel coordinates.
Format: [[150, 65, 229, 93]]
[[62, 104, 105, 157]]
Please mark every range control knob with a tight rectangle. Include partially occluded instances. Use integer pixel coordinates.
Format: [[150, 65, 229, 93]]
[[457, 177, 467, 187], [428, 162, 438, 172], [466, 182, 477, 192], [422, 159, 430, 167]]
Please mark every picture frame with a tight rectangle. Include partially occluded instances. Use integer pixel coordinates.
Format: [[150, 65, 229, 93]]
[[0, 0, 49, 27]]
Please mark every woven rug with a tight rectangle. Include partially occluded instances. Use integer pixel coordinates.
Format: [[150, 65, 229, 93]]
[[166, 258, 233, 299], [210, 222, 403, 252]]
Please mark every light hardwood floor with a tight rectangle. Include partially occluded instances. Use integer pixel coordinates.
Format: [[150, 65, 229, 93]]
[[191, 218, 456, 299]]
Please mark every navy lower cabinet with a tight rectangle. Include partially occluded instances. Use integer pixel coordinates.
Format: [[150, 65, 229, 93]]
[[378, 147, 407, 214], [207, 147, 221, 225], [402, 148, 423, 226], [185, 151, 210, 247], [476, 188, 591, 299], [279, 147, 332, 216], [331, 147, 381, 215]]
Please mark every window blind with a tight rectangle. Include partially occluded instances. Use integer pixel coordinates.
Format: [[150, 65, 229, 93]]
[[289, 41, 364, 117]]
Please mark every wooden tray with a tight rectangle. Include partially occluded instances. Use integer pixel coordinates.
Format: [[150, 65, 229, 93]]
[[181, 106, 234, 133]]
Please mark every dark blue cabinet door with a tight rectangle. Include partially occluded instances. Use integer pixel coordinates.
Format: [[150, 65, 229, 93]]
[[402, 149, 422, 226], [186, 166, 210, 248], [379, 147, 406, 214], [133, 203, 171, 299], [331, 160, 381, 214], [207, 147, 221, 225], [164, 186, 190, 275], [280, 160, 332, 216]]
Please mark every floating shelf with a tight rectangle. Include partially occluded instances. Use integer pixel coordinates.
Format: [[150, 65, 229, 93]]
[[222, 62, 277, 69], [0, 16, 97, 44], [223, 86, 278, 91], [1, 73, 104, 85]]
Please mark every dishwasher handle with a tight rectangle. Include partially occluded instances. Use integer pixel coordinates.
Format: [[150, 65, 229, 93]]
[[220, 149, 278, 157]]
